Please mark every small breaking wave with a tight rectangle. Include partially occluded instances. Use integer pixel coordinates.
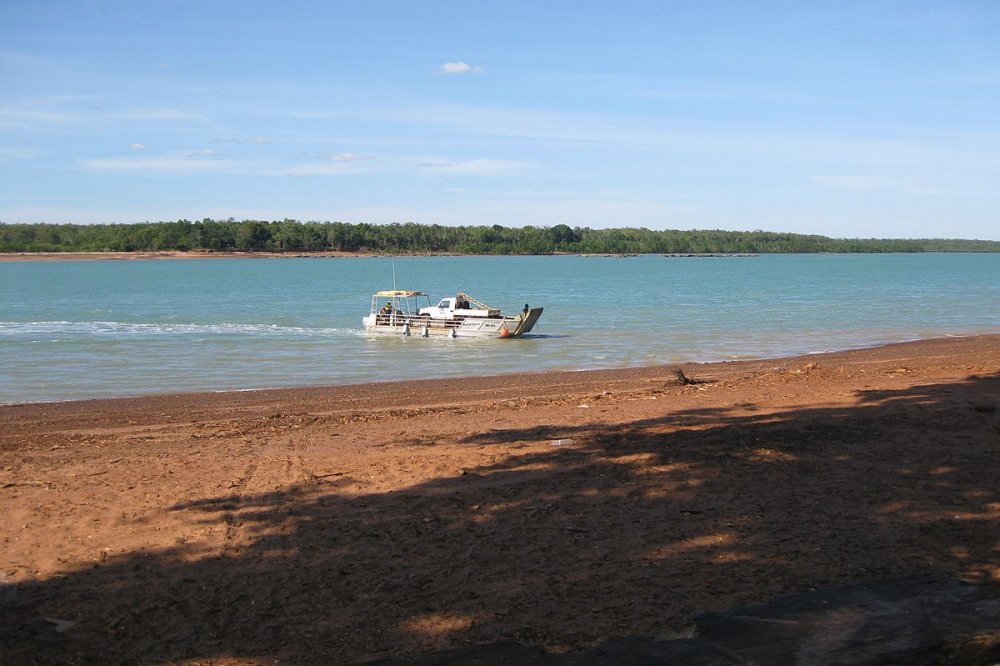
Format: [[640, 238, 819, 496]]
[[0, 320, 364, 339]]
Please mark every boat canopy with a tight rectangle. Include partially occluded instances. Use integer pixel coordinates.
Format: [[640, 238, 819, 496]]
[[374, 290, 426, 297]]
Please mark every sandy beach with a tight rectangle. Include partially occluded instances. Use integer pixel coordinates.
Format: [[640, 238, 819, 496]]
[[2, 335, 999, 663]]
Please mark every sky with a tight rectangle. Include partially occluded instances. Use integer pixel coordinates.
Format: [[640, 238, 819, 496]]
[[1, 1, 998, 240]]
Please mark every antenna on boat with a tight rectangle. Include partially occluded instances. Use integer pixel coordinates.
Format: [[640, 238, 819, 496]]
[[391, 255, 397, 291]]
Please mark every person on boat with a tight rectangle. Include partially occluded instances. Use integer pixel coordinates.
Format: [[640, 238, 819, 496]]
[[379, 301, 393, 323]]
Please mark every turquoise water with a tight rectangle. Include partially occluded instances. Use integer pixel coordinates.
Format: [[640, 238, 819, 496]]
[[1, 253, 998, 403]]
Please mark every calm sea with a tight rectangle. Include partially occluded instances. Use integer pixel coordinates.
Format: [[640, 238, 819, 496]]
[[1, 253, 998, 403]]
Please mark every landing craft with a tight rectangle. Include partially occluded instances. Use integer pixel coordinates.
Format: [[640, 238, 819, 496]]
[[362, 291, 542, 339]]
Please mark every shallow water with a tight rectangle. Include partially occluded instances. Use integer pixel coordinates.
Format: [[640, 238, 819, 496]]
[[1, 253, 998, 403]]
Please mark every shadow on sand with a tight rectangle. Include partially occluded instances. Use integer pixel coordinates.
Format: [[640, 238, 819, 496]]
[[3, 373, 1000, 664]]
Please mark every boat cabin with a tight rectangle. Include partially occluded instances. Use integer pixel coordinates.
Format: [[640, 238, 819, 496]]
[[368, 290, 433, 324]]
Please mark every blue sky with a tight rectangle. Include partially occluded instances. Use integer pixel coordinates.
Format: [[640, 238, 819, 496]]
[[1, 1, 998, 239]]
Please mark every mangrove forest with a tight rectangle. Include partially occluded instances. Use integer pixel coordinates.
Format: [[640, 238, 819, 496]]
[[2, 220, 998, 254]]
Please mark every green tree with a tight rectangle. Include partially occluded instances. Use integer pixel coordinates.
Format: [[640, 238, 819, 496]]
[[235, 221, 271, 251]]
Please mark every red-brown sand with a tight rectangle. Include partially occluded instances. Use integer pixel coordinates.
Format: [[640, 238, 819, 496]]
[[2, 335, 999, 664]]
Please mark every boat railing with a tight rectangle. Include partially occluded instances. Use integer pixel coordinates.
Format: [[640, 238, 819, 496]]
[[378, 314, 463, 330]]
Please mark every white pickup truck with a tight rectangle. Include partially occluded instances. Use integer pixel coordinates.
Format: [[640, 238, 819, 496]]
[[417, 294, 501, 320]]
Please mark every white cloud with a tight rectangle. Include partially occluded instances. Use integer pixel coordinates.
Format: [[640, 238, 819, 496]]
[[382, 102, 923, 161], [438, 62, 483, 75], [214, 136, 275, 145], [809, 175, 901, 191], [129, 143, 147, 151], [279, 151, 378, 176], [416, 158, 529, 176], [0, 146, 36, 159], [113, 109, 204, 123], [0, 108, 74, 127], [283, 158, 377, 177], [0, 106, 205, 129], [290, 111, 339, 120], [78, 154, 246, 173], [330, 152, 370, 162], [808, 174, 955, 196]]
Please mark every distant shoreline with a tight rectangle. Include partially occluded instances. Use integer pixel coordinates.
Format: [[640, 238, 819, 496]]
[[4, 249, 997, 262], [5, 221, 998, 255], [0, 250, 759, 262], [0, 250, 383, 262]]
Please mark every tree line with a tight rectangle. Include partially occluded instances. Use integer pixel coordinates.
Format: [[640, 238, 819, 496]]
[[2, 219, 998, 254]]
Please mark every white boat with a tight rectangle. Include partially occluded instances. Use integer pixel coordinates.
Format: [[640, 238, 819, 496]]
[[362, 290, 543, 338]]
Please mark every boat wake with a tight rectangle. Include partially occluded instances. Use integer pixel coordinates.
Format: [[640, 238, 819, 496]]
[[0, 320, 365, 339]]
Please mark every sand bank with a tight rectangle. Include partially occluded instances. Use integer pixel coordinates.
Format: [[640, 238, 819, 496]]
[[2, 335, 999, 663]]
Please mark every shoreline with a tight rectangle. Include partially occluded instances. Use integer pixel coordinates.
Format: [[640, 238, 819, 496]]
[[2, 333, 995, 409], [0, 250, 381, 262], [0, 250, 763, 261], [4, 250, 999, 263], [3, 333, 998, 664]]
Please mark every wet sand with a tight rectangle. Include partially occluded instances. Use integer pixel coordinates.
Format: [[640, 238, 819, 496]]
[[2, 335, 999, 664]]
